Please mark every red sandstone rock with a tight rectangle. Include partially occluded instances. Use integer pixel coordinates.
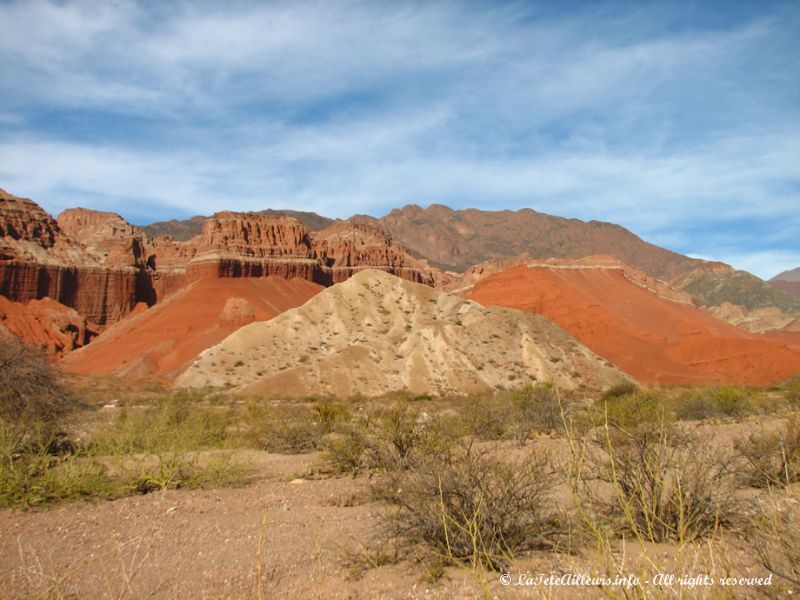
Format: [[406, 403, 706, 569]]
[[0, 295, 98, 356], [311, 221, 439, 285], [0, 190, 151, 326], [57, 208, 157, 270], [196, 212, 315, 258]]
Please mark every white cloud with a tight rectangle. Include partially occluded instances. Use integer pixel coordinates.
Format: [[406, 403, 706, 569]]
[[0, 1, 797, 277]]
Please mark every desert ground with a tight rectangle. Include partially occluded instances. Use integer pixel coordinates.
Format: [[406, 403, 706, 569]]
[[2, 368, 799, 599]]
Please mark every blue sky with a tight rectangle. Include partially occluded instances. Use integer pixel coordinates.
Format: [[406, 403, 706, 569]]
[[0, 1, 798, 279]]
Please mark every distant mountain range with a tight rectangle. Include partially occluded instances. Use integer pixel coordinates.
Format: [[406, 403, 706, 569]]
[[141, 202, 800, 330], [771, 267, 800, 301]]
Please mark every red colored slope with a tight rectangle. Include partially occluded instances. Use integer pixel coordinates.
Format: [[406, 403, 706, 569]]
[[60, 276, 323, 378], [467, 265, 800, 385]]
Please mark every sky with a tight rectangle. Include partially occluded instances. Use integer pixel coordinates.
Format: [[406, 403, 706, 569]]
[[0, 1, 798, 279]]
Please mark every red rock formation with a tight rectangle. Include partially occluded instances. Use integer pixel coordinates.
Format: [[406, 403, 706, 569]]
[[197, 212, 315, 258], [61, 276, 323, 377], [0, 190, 151, 328], [0, 295, 98, 356], [57, 208, 157, 270], [311, 221, 438, 285], [447, 254, 694, 304], [0, 188, 98, 265], [467, 264, 800, 386]]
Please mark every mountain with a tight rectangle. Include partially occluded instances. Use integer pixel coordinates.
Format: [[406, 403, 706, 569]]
[[771, 267, 800, 300], [465, 261, 800, 386], [3, 185, 798, 364], [674, 266, 800, 331], [176, 269, 627, 396], [773, 267, 800, 282], [369, 204, 698, 279], [140, 210, 334, 241]]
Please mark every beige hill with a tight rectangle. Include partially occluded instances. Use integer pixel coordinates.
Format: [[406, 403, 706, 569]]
[[176, 269, 627, 397]]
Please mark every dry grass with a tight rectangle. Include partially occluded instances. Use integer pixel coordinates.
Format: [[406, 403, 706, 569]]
[[749, 487, 800, 592], [737, 416, 800, 488]]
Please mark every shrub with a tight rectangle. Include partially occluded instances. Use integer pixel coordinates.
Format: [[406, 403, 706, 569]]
[[242, 402, 323, 453], [322, 428, 367, 476], [505, 383, 562, 446], [322, 400, 457, 475], [0, 422, 112, 507], [675, 386, 755, 420], [600, 382, 640, 402], [0, 336, 76, 428], [749, 488, 800, 590], [457, 384, 566, 446], [375, 442, 563, 571], [786, 376, 800, 406], [91, 396, 232, 456], [737, 417, 800, 488], [457, 395, 509, 441], [588, 419, 740, 543], [592, 389, 669, 430], [312, 399, 350, 434]]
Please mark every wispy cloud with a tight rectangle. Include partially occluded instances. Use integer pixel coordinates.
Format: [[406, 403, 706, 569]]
[[0, 0, 798, 279]]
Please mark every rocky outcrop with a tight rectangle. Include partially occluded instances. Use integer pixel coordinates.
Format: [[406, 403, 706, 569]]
[[311, 221, 438, 285], [140, 209, 334, 241], [0, 188, 100, 266], [196, 212, 315, 258], [57, 208, 157, 270], [0, 295, 99, 356], [0, 261, 151, 323], [0, 190, 151, 328], [151, 213, 440, 286]]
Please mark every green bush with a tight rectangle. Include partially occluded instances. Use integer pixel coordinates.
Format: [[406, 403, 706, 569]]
[[592, 390, 669, 430], [600, 382, 640, 402], [1, 391, 247, 507], [322, 428, 367, 476], [0, 422, 112, 507], [90, 396, 232, 456], [786, 376, 800, 406], [675, 386, 755, 420]]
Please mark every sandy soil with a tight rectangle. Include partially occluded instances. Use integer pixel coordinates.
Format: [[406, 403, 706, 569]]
[[0, 451, 507, 599], [2, 420, 791, 599]]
